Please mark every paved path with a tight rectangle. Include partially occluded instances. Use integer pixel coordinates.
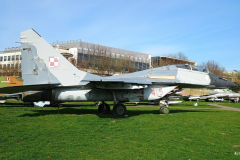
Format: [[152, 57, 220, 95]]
[[207, 103, 240, 112], [169, 104, 240, 112]]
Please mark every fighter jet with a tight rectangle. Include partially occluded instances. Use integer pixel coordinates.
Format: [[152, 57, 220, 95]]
[[176, 88, 217, 100], [201, 89, 240, 102], [173, 88, 218, 106], [0, 29, 237, 116]]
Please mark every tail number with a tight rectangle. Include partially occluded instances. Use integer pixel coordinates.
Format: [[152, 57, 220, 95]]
[[49, 57, 59, 67], [151, 88, 163, 97]]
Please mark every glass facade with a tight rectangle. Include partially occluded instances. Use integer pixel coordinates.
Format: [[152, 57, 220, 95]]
[[77, 53, 150, 72]]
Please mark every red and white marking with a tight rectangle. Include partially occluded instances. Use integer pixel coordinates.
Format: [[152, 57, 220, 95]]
[[151, 88, 163, 97], [49, 57, 59, 67]]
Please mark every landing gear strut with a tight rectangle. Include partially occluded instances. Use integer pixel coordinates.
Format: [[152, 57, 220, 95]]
[[98, 101, 110, 114], [112, 91, 127, 116]]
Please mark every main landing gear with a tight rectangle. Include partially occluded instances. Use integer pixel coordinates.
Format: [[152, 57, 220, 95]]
[[97, 91, 127, 117], [98, 101, 110, 114], [113, 103, 127, 116], [97, 101, 127, 116]]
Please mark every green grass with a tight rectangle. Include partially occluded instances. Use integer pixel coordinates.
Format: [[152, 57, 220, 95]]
[[169, 100, 220, 108], [1, 101, 240, 159], [0, 76, 7, 87], [64, 100, 220, 108]]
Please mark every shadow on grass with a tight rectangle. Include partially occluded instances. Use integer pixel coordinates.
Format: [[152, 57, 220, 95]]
[[0, 102, 24, 107], [18, 107, 217, 118]]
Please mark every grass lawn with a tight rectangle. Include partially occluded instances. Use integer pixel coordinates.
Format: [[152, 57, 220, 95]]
[[64, 100, 220, 108], [0, 101, 240, 159], [169, 100, 220, 108], [0, 76, 7, 87]]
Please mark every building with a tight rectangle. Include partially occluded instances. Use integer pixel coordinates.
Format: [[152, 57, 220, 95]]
[[151, 56, 197, 67], [51, 40, 151, 71], [0, 47, 21, 68], [1, 40, 199, 76], [0, 40, 152, 73]]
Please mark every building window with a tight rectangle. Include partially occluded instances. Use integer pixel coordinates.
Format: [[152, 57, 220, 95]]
[[7, 64, 10, 67], [20, 55, 22, 60], [139, 62, 143, 71], [0, 57, 2, 61], [8, 56, 11, 61], [16, 55, 19, 60], [15, 64, 18, 68], [3, 64, 6, 68], [12, 55, 15, 61], [4, 56, 7, 61], [11, 64, 14, 68]]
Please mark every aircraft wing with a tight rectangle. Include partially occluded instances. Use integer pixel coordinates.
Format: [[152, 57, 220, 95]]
[[84, 76, 208, 88], [0, 84, 60, 94], [100, 78, 152, 84], [0, 93, 22, 100]]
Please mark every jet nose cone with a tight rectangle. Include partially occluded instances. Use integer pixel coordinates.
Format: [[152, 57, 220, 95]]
[[230, 81, 238, 87], [209, 74, 238, 88]]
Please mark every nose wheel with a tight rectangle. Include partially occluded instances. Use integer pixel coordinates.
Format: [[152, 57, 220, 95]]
[[159, 106, 170, 114], [159, 100, 170, 114]]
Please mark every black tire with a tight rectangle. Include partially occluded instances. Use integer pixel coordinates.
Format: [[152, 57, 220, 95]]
[[159, 107, 170, 114], [113, 103, 127, 116], [98, 102, 110, 114], [205, 99, 209, 102]]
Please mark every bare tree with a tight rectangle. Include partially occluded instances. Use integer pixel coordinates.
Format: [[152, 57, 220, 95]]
[[152, 52, 190, 68], [200, 60, 225, 76], [225, 70, 240, 86], [165, 52, 188, 60], [115, 57, 135, 73], [87, 44, 114, 75], [0, 60, 21, 77], [75, 44, 136, 75]]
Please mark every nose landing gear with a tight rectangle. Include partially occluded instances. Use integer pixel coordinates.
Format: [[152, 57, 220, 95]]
[[159, 100, 170, 114]]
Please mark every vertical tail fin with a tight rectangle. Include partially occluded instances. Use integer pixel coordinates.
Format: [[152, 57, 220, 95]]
[[20, 29, 95, 86]]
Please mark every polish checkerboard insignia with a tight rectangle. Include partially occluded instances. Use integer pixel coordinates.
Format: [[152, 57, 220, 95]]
[[49, 57, 59, 67]]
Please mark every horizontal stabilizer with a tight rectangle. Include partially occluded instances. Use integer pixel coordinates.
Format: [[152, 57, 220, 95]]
[[0, 84, 60, 94]]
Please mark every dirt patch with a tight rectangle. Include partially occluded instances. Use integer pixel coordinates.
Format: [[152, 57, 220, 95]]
[[232, 145, 240, 148], [183, 138, 192, 141]]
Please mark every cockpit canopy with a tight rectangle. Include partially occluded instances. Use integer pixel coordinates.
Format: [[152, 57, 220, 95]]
[[175, 64, 209, 73]]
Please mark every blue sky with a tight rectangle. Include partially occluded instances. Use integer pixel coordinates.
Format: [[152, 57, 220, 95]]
[[0, 0, 239, 71]]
